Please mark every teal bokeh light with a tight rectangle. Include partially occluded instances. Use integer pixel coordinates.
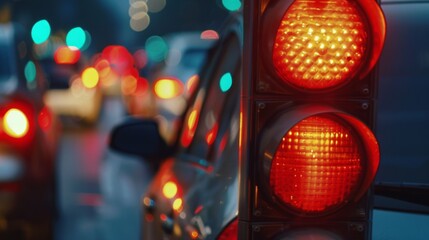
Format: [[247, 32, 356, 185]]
[[24, 61, 36, 83], [219, 72, 232, 92], [66, 27, 86, 49], [222, 0, 241, 11], [31, 19, 51, 44], [145, 36, 168, 62]]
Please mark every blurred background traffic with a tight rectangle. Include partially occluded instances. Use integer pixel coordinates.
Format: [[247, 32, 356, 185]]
[[0, 0, 240, 239]]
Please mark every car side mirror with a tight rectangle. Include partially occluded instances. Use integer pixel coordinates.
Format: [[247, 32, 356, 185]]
[[109, 117, 170, 160]]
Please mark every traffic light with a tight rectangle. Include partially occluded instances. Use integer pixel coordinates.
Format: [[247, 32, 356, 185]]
[[239, 0, 386, 239]]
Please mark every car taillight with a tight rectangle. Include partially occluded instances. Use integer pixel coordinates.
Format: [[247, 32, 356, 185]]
[[240, 0, 385, 238], [3, 108, 30, 138], [38, 106, 53, 131]]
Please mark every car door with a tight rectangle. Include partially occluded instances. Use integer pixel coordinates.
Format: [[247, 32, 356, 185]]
[[142, 30, 241, 240]]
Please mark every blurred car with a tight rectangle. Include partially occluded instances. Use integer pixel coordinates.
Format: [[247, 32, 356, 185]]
[[0, 22, 59, 239], [126, 32, 217, 144], [150, 32, 217, 114], [96, 32, 218, 240], [42, 46, 103, 125]]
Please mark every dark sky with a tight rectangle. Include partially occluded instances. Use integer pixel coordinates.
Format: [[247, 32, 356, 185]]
[[8, 0, 230, 52]]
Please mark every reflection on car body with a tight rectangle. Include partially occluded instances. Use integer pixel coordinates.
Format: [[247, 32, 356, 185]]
[[0, 22, 59, 239]]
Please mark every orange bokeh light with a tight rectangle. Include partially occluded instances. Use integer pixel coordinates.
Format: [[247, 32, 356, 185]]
[[54, 46, 81, 64]]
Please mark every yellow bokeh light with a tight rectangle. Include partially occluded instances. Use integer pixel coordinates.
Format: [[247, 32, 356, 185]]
[[82, 67, 99, 89], [154, 78, 183, 99], [3, 108, 29, 138], [173, 198, 183, 211], [186, 74, 199, 96], [187, 109, 198, 130], [162, 181, 178, 199]]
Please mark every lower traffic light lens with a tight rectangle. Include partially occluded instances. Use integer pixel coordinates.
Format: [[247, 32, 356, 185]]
[[270, 114, 363, 214]]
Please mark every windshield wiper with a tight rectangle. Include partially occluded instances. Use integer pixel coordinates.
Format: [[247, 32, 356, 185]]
[[375, 182, 429, 207]]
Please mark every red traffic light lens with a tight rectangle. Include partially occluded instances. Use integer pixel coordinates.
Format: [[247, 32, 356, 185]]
[[261, 107, 380, 215], [270, 114, 363, 213], [272, 0, 368, 90]]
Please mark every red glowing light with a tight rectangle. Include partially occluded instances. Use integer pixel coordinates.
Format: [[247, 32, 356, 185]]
[[38, 106, 52, 130], [101, 45, 134, 75], [205, 123, 218, 145], [270, 115, 364, 214], [194, 205, 203, 215], [201, 30, 219, 40], [134, 77, 149, 96], [272, 0, 368, 90], [54, 46, 81, 64]]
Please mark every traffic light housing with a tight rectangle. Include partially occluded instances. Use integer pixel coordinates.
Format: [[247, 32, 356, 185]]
[[239, 0, 386, 239]]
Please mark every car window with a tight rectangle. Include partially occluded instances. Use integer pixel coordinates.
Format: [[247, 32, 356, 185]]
[[181, 35, 240, 161]]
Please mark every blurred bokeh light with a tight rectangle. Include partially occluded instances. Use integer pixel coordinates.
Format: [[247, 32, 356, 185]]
[[31, 19, 51, 44], [54, 46, 81, 64], [145, 35, 168, 62], [66, 27, 87, 49], [222, 0, 242, 11], [154, 78, 184, 99], [82, 67, 99, 89]]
